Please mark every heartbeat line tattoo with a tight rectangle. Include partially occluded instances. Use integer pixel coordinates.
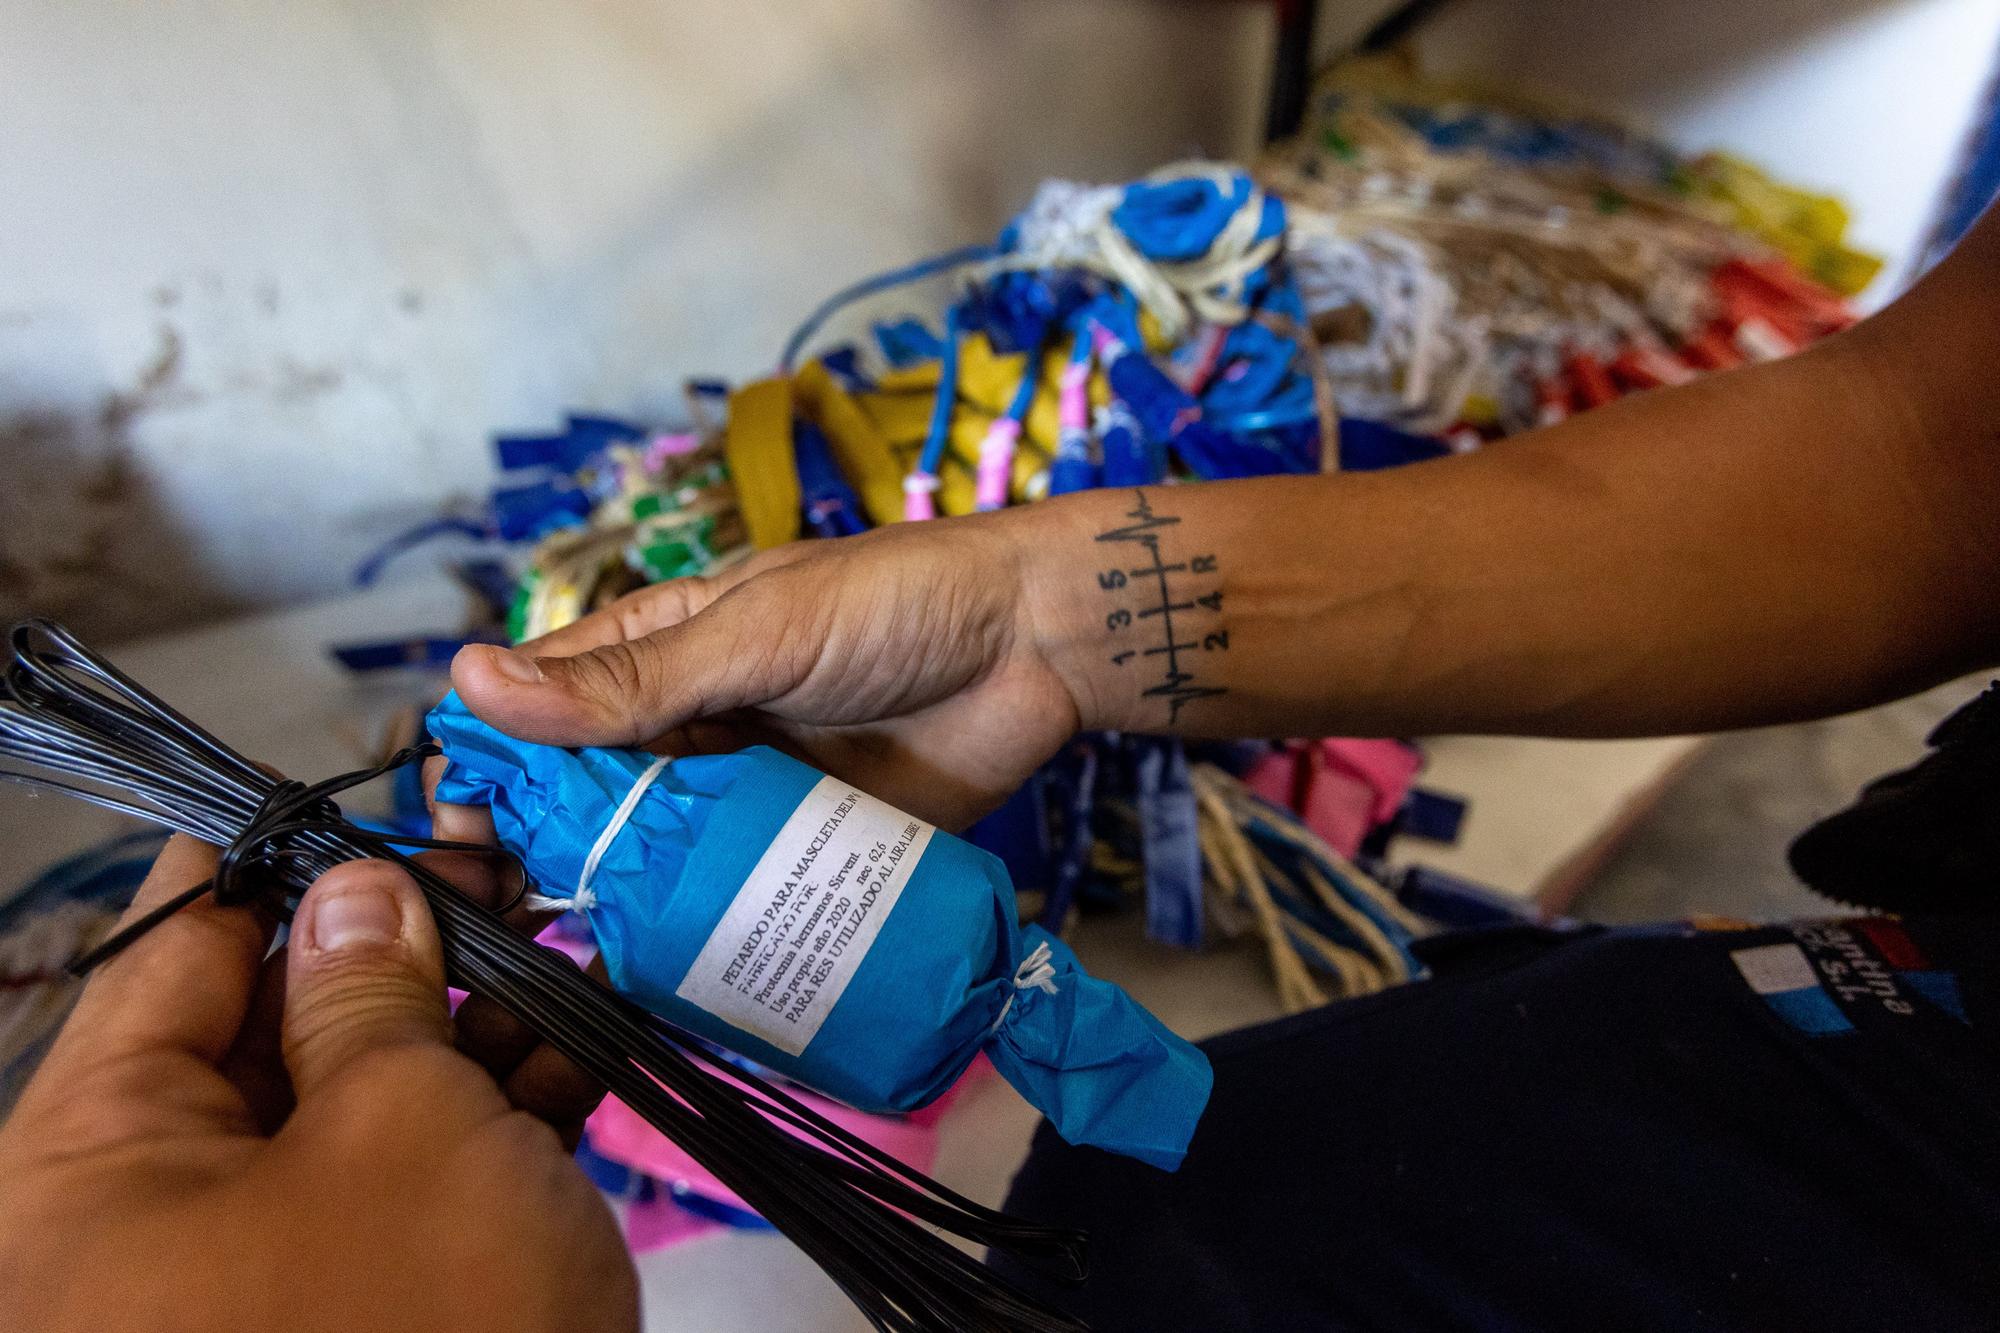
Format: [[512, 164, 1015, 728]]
[[1092, 489, 1229, 725]]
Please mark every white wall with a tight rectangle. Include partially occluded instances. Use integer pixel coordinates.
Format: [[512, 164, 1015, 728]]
[[13, 0, 1998, 642], [0, 0, 1271, 639], [1402, 0, 2000, 303]]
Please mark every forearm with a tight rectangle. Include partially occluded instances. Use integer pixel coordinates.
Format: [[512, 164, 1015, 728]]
[[1017, 320, 2000, 741]]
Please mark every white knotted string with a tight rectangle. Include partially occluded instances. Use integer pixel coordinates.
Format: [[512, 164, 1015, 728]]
[[987, 939, 1061, 1035], [522, 756, 669, 914], [1094, 162, 1282, 339], [1288, 218, 1486, 433]]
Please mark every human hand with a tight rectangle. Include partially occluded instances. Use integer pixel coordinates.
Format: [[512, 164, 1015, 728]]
[[0, 837, 636, 1333], [444, 507, 1094, 831]]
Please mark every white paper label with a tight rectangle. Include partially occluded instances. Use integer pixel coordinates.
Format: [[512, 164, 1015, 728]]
[[1731, 942, 1817, 996], [674, 775, 933, 1057]]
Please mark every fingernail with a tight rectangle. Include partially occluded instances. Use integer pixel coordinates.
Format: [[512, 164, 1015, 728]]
[[305, 876, 405, 954], [487, 647, 544, 685]]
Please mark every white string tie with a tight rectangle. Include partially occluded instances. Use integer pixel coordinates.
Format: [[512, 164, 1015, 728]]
[[988, 940, 1061, 1035], [523, 755, 668, 914]]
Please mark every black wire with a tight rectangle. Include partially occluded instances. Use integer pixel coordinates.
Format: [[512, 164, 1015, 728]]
[[65, 877, 219, 975], [0, 618, 1090, 1332], [62, 740, 534, 974]]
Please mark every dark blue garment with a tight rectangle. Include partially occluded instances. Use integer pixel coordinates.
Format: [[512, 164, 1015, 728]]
[[997, 915, 2000, 1331], [1789, 681, 2000, 915]]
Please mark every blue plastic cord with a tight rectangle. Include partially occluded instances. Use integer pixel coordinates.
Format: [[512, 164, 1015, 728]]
[[1003, 343, 1040, 421], [1111, 173, 1282, 262], [1046, 323, 1099, 497], [352, 517, 493, 587], [1068, 318, 1094, 366], [916, 306, 964, 478], [1204, 401, 1320, 433], [780, 243, 996, 372]]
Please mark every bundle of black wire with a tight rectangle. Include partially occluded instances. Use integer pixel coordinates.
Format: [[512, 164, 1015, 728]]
[[0, 620, 1089, 1332]]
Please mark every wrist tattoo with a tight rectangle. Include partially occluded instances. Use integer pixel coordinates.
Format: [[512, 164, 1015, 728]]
[[1091, 488, 1228, 726]]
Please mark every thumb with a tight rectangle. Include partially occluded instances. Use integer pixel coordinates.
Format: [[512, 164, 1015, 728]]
[[282, 861, 452, 1102], [451, 577, 813, 749]]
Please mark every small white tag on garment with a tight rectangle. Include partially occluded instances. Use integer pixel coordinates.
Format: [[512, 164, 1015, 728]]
[[1731, 942, 1818, 995]]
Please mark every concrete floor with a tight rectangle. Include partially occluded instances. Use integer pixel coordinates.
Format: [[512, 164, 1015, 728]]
[[1570, 675, 1989, 925]]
